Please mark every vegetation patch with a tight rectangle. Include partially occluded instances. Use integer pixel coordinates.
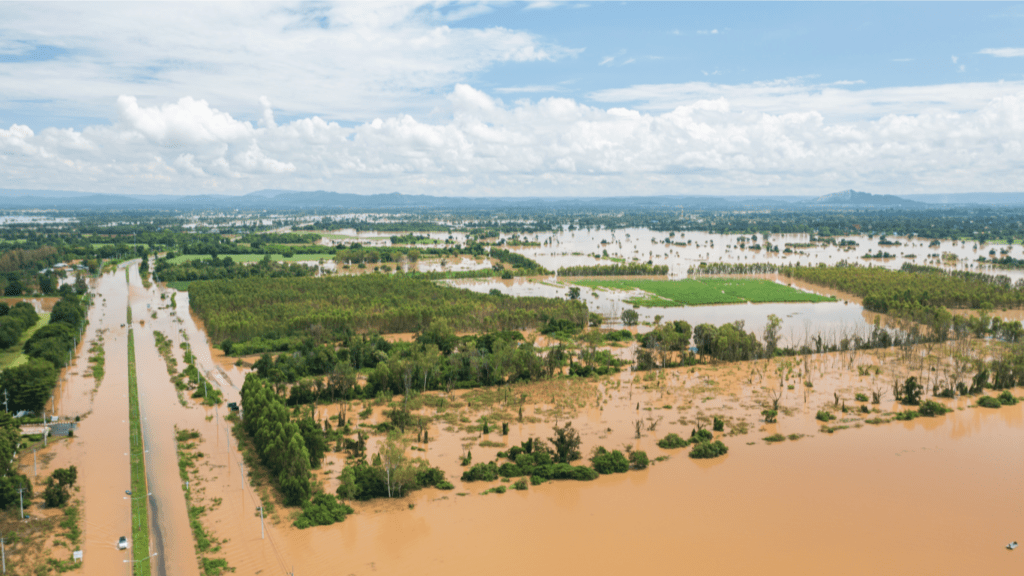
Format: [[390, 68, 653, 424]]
[[571, 278, 832, 307]]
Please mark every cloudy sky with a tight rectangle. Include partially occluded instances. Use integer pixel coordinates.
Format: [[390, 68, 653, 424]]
[[1, 1, 1023, 197]]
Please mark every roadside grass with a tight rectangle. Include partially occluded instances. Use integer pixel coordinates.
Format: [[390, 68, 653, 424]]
[[175, 427, 233, 576], [128, 325, 152, 576]]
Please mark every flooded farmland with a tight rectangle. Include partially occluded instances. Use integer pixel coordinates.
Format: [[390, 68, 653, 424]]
[[31, 233, 1024, 576]]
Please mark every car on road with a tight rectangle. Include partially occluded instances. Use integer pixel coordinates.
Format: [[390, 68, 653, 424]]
[[118, 536, 128, 550]]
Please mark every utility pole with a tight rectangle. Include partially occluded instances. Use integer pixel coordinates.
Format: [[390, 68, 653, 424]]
[[259, 506, 264, 539], [18, 488, 24, 519], [2, 536, 5, 574], [33, 450, 36, 477]]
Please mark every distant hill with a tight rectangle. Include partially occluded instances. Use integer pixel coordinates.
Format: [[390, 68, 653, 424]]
[[809, 190, 925, 208], [4, 187, 1024, 212]]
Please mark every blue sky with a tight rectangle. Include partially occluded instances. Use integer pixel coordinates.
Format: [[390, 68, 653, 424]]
[[1, 1, 1023, 197]]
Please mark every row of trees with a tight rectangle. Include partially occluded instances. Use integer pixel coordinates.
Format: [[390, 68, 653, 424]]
[[0, 301, 40, 348], [239, 375, 314, 505], [191, 275, 588, 344], [489, 248, 548, 274], [0, 412, 32, 510], [0, 294, 87, 413], [154, 254, 318, 283], [780, 263, 1024, 311], [557, 263, 668, 276]]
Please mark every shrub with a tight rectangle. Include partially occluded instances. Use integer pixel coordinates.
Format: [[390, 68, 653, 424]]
[[712, 417, 724, 432], [692, 428, 713, 442], [894, 410, 919, 421], [689, 440, 728, 459], [294, 493, 354, 529], [461, 462, 499, 482], [498, 462, 524, 478], [761, 409, 777, 423], [590, 447, 630, 474], [815, 410, 833, 422], [977, 396, 1002, 408], [530, 475, 546, 485], [512, 479, 528, 491], [918, 400, 951, 417], [435, 480, 454, 490], [629, 450, 649, 470], [657, 433, 689, 449], [855, 393, 869, 402], [763, 434, 786, 443], [998, 390, 1018, 406]]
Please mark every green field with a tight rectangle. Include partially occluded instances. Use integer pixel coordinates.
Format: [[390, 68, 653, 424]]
[[166, 253, 326, 265], [0, 313, 50, 370], [572, 278, 834, 307]]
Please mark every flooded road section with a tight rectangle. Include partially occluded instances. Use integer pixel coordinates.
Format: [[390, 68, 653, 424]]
[[70, 267, 133, 576], [127, 265, 200, 576]]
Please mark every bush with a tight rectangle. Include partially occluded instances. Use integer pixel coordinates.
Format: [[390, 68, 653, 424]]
[[712, 417, 724, 432], [530, 475, 546, 485], [689, 440, 729, 459], [657, 433, 690, 449], [855, 393, 869, 402], [815, 410, 833, 422], [918, 400, 951, 417], [436, 480, 455, 490], [763, 434, 786, 443], [692, 428, 713, 442], [761, 409, 777, 423], [998, 390, 1018, 406], [590, 447, 630, 474], [629, 450, 649, 470], [498, 462, 523, 478], [294, 493, 354, 529], [894, 410, 919, 421], [461, 462, 499, 482], [512, 479, 528, 491], [977, 396, 1002, 408]]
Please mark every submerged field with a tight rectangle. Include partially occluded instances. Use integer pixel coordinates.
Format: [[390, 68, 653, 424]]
[[571, 277, 835, 307]]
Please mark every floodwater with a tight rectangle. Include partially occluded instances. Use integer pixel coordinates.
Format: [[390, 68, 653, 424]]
[[254, 343, 1024, 576]]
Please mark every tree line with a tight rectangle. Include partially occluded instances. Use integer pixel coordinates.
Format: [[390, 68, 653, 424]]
[[0, 293, 87, 413], [557, 263, 669, 276]]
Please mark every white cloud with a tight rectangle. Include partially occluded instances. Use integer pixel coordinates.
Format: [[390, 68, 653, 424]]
[[599, 56, 615, 66], [587, 78, 1024, 121], [979, 48, 1024, 58], [3, 82, 1024, 197], [697, 29, 719, 35], [0, 3, 578, 126], [951, 55, 959, 64]]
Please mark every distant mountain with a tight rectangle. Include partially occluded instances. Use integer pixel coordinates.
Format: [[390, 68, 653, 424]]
[[5, 187, 1024, 212], [809, 190, 925, 208]]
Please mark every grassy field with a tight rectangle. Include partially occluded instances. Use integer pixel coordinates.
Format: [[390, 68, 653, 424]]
[[127, 326, 152, 576], [166, 253, 327, 264], [0, 313, 50, 370], [572, 278, 834, 307]]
